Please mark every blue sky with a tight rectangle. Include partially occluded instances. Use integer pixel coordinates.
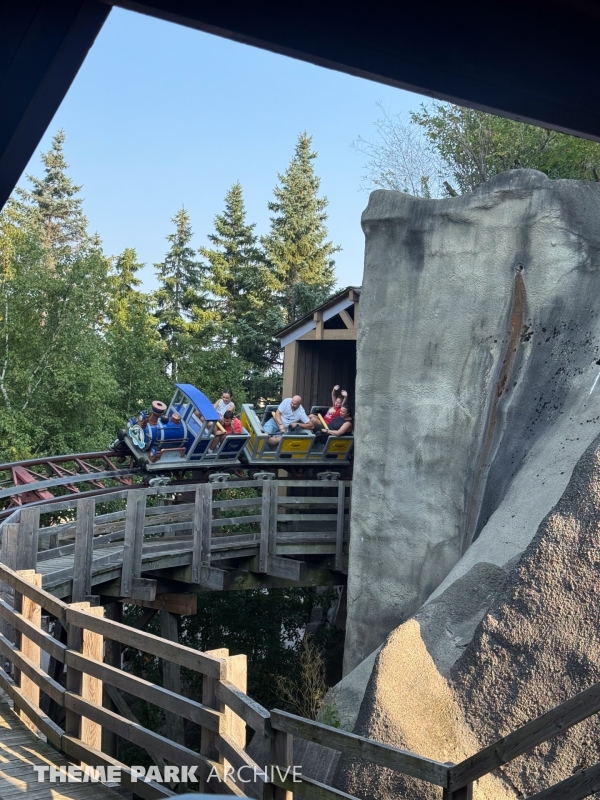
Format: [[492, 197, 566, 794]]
[[19, 7, 423, 291]]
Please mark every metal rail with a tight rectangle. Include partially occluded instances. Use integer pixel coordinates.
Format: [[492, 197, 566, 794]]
[[0, 451, 142, 520]]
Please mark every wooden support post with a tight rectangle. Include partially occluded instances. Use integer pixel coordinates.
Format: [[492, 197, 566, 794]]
[[269, 482, 279, 559], [121, 488, 147, 597], [18, 507, 40, 570], [72, 497, 95, 603], [335, 481, 345, 572], [282, 341, 299, 399], [225, 653, 247, 751], [102, 602, 122, 757], [260, 480, 272, 573], [192, 483, 212, 582], [271, 727, 293, 800], [314, 311, 324, 340], [15, 570, 42, 734], [201, 647, 228, 792], [65, 600, 103, 753], [0, 523, 19, 642], [443, 786, 473, 800], [160, 606, 185, 745], [81, 604, 104, 752]]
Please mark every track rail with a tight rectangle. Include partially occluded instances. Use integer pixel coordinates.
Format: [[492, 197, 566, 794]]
[[0, 451, 142, 520]]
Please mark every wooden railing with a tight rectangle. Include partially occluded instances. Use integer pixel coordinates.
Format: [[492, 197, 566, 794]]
[[0, 478, 351, 601], [1, 487, 600, 798]]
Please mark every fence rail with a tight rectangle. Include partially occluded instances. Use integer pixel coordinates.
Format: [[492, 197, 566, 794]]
[[1, 487, 600, 799]]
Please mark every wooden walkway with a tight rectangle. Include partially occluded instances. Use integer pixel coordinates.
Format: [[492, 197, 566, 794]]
[[15, 479, 351, 602], [0, 701, 120, 799]]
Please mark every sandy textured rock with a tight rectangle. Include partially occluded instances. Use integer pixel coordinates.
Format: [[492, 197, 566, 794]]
[[346, 170, 600, 672], [335, 433, 600, 798]]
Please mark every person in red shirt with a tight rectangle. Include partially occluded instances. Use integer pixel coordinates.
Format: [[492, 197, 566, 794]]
[[210, 409, 243, 450], [309, 385, 348, 431]]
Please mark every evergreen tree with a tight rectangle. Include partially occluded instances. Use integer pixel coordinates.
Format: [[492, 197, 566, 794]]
[[107, 248, 170, 417], [20, 130, 87, 260], [263, 133, 339, 323], [200, 183, 282, 402], [154, 208, 204, 380]]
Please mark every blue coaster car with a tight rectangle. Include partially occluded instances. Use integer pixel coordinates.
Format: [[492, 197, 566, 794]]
[[120, 384, 249, 471]]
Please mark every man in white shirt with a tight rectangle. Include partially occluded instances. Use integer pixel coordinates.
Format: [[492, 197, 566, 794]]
[[264, 395, 313, 445]]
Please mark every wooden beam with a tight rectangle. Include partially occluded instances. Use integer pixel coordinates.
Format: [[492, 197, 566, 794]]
[[338, 308, 355, 329], [314, 311, 324, 340], [299, 329, 357, 341], [160, 607, 185, 745], [123, 592, 197, 616], [72, 497, 95, 603], [81, 604, 103, 753], [16, 570, 42, 734], [282, 341, 299, 399]]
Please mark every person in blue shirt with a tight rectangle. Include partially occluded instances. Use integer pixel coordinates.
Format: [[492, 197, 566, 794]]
[[264, 395, 313, 445]]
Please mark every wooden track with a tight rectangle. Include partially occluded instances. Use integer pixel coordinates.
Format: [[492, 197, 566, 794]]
[[0, 701, 121, 799]]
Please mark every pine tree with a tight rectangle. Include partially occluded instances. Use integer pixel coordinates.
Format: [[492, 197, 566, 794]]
[[20, 130, 87, 259], [154, 208, 204, 380], [200, 183, 282, 401], [263, 133, 339, 323]]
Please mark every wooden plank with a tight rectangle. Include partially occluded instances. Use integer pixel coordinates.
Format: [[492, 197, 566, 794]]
[[201, 482, 213, 567], [0, 563, 67, 620], [101, 576, 157, 601], [0, 666, 63, 747], [277, 545, 336, 556], [0, 597, 66, 661], [335, 481, 345, 572], [64, 691, 222, 778], [270, 710, 449, 787], [524, 762, 600, 800], [126, 592, 198, 616], [16, 571, 42, 732], [202, 647, 228, 792], [67, 650, 222, 731], [81, 604, 103, 752], [71, 497, 95, 603], [0, 631, 64, 704], [276, 514, 337, 522], [259, 481, 272, 573], [269, 483, 279, 558], [442, 787, 473, 800], [224, 653, 247, 756], [17, 507, 40, 570], [271, 727, 293, 800], [1, 522, 20, 569], [220, 732, 267, 800], [448, 680, 600, 791], [213, 514, 262, 528], [120, 488, 147, 596], [216, 678, 272, 737], [61, 736, 177, 799], [282, 341, 299, 398], [271, 556, 306, 580], [272, 771, 358, 800], [192, 484, 203, 583], [213, 497, 262, 511], [65, 606, 226, 678], [160, 607, 185, 746], [299, 329, 357, 341], [338, 308, 355, 329]]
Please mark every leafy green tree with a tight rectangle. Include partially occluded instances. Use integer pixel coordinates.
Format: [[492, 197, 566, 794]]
[[412, 103, 600, 194], [357, 102, 600, 196], [106, 248, 170, 418], [0, 130, 120, 460], [263, 133, 339, 323], [200, 183, 282, 402], [154, 208, 205, 380]]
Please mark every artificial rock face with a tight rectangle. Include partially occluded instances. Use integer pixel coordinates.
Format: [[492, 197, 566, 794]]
[[345, 170, 600, 672]]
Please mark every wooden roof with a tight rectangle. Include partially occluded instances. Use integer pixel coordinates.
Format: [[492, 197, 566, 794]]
[[277, 287, 360, 347]]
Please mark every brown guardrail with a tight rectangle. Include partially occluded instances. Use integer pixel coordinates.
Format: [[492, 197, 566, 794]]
[[0, 486, 600, 799]]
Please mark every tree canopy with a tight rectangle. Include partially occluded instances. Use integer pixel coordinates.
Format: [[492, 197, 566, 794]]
[[355, 101, 600, 197]]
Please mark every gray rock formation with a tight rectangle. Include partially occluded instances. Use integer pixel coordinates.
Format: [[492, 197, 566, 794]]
[[345, 169, 600, 672], [336, 431, 600, 799]]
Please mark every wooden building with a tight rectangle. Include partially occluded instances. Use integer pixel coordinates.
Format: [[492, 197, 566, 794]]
[[277, 287, 360, 409]]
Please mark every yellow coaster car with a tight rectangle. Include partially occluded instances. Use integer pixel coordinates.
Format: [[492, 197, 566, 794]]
[[241, 404, 354, 466]]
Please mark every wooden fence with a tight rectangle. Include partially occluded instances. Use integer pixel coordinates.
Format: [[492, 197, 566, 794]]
[[0, 479, 351, 600], [1, 486, 600, 798]]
